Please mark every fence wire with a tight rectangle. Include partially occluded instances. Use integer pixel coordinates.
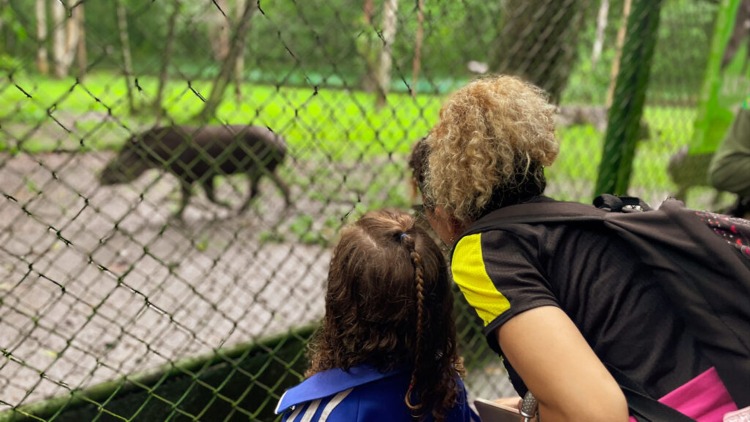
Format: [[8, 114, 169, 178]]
[[0, 0, 740, 420]]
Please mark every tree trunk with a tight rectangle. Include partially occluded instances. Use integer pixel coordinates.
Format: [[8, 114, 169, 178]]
[[64, 4, 79, 67], [74, 3, 86, 77], [375, 0, 399, 108], [198, 0, 257, 121], [363, 0, 374, 24], [0, 0, 5, 35], [592, 0, 609, 68], [50, 0, 82, 78], [51, 0, 66, 78], [209, 0, 231, 61], [359, 0, 378, 92], [116, 0, 136, 113], [36, 0, 49, 75], [153, 0, 181, 120], [234, 0, 246, 102], [490, 0, 585, 105], [721, 0, 750, 70], [606, 0, 632, 108], [411, 0, 424, 97]]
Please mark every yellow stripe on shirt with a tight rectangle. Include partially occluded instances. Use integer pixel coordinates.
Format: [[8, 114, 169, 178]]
[[451, 233, 510, 326]]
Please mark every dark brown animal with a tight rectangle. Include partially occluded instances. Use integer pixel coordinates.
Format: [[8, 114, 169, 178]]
[[100, 125, 291, 218]]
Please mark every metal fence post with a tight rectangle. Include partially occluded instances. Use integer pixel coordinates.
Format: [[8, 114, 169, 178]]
[[594, 0, 665, 196]]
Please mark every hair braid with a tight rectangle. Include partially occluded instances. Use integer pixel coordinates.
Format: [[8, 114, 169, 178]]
[[401, 232, 428, 415]]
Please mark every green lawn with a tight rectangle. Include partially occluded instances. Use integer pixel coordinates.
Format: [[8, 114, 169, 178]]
[[1, 72, 698, 204], [0, 72, 439, 157]]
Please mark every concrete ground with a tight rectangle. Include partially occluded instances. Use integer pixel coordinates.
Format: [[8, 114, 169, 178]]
[[0, 150, 516, 412], [0, 150, 334, 409]]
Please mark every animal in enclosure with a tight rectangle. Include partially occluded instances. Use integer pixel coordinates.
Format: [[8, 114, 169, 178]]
[[99, 125, 292, 218]]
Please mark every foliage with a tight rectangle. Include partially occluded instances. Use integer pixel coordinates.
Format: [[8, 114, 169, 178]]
[[0, 54, 23, 72], [1, 0, 722, 102]]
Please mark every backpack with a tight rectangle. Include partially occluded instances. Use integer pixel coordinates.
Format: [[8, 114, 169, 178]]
[[463, 194, 750, 421]]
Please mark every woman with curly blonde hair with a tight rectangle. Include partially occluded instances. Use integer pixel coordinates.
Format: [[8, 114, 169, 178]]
[[275, 209, 478, 422], [418, 75, 738, 421]]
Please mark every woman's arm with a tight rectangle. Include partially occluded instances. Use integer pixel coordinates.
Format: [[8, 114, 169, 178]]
[[497, 306, 629, 422]]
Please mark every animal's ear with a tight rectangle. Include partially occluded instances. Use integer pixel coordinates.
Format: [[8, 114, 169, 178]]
[[121, 135, 142, 154]]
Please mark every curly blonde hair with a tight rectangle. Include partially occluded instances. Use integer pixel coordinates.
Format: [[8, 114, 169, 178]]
[[425, 75, 559, 223]]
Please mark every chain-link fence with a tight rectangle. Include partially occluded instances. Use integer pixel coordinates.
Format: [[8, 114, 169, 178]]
[[0, 0, 744, 420]]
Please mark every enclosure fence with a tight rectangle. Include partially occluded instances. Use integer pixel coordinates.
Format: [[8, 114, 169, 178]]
[[0, 0, 744, 420]]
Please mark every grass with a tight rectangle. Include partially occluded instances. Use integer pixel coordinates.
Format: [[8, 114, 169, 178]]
[[1, 71, 700, 206], [0, 72, 439, 157]]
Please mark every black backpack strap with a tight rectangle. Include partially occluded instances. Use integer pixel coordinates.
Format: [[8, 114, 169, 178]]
[[605, 364, 696, 422]]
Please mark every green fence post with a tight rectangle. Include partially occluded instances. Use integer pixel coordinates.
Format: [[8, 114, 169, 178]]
[[594, 0, 665, 196], [690, 0, 742, 155]]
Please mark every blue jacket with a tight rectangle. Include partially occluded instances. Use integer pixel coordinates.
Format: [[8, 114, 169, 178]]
[[275, 365, 479, 421]]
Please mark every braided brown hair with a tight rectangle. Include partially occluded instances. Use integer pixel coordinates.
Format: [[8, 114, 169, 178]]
[[306, 209, 465, 421]]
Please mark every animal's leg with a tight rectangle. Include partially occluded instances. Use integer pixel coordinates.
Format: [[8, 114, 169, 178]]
[[238, 175, 260, 213], [268, 171, 292, 207], [174, 181, 192, 220], [202, 176, 232, 208]]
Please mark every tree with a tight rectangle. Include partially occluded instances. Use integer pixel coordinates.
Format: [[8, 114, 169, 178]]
[[233, 0, 247, 102], [490, 0, 586, 105], [592, 0, 609, 69], [74, 3, 86, 77], [721, 0, 750, 71], [411, 0, 424, 96], [153, 0, 181, 120], [606, 0, 631, 108], [357, 0, 379, 93], [50, 0, 85, 78], [51, 0, 65, 77], [207, 0, 230, 62], [205, 0, 247, 101], [116, 0, 135, 113], [197, 0, 257, 121], [375, 0, 399, 108], [35, 0, 49, 75]]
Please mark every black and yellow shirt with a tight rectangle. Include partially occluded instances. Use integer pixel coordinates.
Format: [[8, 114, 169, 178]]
[[450, 196, 709, 399]]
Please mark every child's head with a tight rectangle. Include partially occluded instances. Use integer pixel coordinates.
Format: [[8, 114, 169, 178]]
[[307, 208, 463, 420]]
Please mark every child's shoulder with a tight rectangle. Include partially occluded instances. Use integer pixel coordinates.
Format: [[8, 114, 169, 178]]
[[275, 366, 407, 416]]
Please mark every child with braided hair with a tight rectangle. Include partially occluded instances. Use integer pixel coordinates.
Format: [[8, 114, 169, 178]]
[[275, 209, 478, 422]]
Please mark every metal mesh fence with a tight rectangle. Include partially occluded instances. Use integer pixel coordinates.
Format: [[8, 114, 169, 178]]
[[0, 0, 742, 420]]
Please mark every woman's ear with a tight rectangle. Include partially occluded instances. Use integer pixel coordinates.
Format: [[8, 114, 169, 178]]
[[426, 207, 467, 247], [445, 212, 468, 245]]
